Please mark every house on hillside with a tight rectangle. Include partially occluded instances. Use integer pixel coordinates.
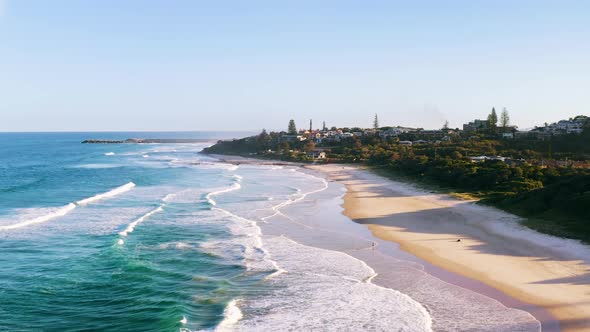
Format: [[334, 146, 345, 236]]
[[410, 129, 448, 141], [364, 129, 378, 136], [514, 129, 549, 140], [379, 126, 417, 139], [547, 119, 584, 134], [463, 119, 489, 133], [469, 156, 508, 163], [518, 115, 587, 139], [281, 135, 307, 142], [307, 149, 327, 159]]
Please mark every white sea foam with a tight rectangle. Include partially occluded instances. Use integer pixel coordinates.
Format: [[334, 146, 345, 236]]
[[182, 163, 432, 332], [199, 206, 287, 326], [162, 193, 177, 202], [126, 160, 542, 331], [0, 203, 77, 231], [159, 189, 209, 204], [104, 152, 115, 156], [118, 205, 163, 237], [157, 242, 195, 250], [196, 208, 271, 332], [76, 182, 136, 206], [116, 192, 174, 241], [195, 162, 239, 171], [75, 163, 122, 169], [206, 207, 272, 269], [206, 183, 242, 206], [215, 299, 244, 332], [0, 182, 136, 232], [233, 236, 433, 332], [204, 198, 423, 332], [174, 242, 192, 250], [261, 176, 328, 222], [257, 167, 541, 331]]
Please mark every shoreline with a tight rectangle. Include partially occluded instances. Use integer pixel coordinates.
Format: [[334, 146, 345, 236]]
[[309, 164, 590, 332], [212, 154, 560, 330]]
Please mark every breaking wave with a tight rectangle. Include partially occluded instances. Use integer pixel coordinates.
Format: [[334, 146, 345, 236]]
[[0, 182, 136, 231], [76, 182, 135, 206]]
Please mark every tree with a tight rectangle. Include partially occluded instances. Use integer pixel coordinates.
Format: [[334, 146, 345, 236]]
[[304, 140, 316, 153], [500, 108, 510, 128], [256, 129, 271, 149], [278, 141, 290, 154], [288, 119, 297, 134], [442, 120, 449, 130], [488, 107, 498, 132], [451, 151, 463, 159], [322, 121, 327, 131], [373, 114, 379, 130]]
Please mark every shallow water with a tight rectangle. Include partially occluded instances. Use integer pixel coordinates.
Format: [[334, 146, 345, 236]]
[[0, 133, 540, 331]]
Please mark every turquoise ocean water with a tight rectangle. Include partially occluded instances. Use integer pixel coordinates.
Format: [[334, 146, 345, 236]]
[[0, 132, 433, 332], [0, 132, 543, 332], [0, 132, 264, 331]]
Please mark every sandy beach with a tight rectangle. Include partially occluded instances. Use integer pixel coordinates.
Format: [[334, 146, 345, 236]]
[[309, 164, 590, 332]]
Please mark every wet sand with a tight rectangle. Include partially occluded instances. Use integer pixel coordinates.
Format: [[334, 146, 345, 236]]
[[212, 155, 559, 330], [310, 164, 590, 332]]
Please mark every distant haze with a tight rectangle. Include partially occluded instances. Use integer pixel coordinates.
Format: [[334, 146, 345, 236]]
[[1, 1, 589, 132]]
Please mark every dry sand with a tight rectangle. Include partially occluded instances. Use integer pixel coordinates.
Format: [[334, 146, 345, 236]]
[[311, 164, 590, 332]]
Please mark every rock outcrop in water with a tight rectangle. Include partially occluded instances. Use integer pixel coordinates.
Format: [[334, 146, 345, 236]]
[[82, 139, 125, 144], [82, 138, 210, 144]]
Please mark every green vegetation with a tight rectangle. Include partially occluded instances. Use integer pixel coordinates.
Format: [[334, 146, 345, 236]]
[[203, 114, 590, 242], [288, 119, 297, 135], [490, 174, 590, 242], [487, 107, 498, 131], [203, 130, 320, 162], [500, 107, 510, 128]]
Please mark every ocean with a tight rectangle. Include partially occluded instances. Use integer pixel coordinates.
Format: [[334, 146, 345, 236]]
[[0, 132, 540, 332]]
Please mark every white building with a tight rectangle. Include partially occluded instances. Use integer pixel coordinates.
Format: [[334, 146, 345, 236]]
[[545, 116, 587, 135], [379, 127, 417, 139]]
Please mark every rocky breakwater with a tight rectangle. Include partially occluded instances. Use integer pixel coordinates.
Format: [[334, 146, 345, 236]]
[[82, 138, 210, 144]]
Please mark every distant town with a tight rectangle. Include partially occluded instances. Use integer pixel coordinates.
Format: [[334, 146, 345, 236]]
[[278, 111, 588, 146], [205, 108, 590, 243], [208, 108, 589, 166]]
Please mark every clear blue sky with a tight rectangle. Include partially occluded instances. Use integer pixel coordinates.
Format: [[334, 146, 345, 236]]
[[1, 0, 589, 131]]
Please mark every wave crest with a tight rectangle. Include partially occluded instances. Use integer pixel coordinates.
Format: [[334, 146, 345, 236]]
[[76, 182, 135, 206], [0, 203, 77, 231], [0, 182, 136, 232], [206, 183, 242, 206], [118, 205, 164, 237]]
